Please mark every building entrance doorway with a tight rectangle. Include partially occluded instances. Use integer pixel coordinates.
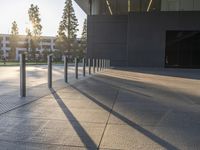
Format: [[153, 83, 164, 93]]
[[165, 31, 200, 68]]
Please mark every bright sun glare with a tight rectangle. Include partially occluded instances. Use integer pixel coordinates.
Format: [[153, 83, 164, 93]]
[[0, 0, 86, 37]]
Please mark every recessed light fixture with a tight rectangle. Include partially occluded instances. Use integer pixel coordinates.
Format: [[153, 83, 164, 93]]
[[106, 0, 113, 15], [147, 0, 153, 12]]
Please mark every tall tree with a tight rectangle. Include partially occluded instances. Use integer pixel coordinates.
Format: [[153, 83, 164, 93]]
[[79, 18, 87, 58], [55, 21, 68, 56], [9, 21, 19, 60], [56, 0, 79, 59], [81, 19, 87, 42], [28, 4, 42, 60], [62, 0, 79, 39]]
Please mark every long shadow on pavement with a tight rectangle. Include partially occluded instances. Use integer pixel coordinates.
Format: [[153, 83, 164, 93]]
[[50, 88, 97, 149], [70, 84, 179, 150], [113, 67, 200, 80], [93, 74, 200, 105]]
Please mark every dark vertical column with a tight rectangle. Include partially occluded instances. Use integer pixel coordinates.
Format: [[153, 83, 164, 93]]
[[64, 56, 68, 83], [83, 58, 86, 76], [88, 58, 91, 74], [93, 58, 96, 73], [89, 0, 92, 15], [102, 59, 104, 69], [20, 53, 26, 97], [48, 55, 52, 88], [75, 58, 78, 79], [101, 59, 103, 71], [96, 59, 99, 72], [99, 59, 102, 71]]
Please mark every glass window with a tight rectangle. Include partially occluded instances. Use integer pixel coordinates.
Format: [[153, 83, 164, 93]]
[[130, 0, 161, 12], [91, 0, 162, 15], [91, 0, 128, 15]]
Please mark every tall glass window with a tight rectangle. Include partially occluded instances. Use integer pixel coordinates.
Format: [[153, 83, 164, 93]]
[[91, 0, 161, 15], [90, 0, 200, 15], [130, 0, 161, 12], [91, 0, 128, 15]]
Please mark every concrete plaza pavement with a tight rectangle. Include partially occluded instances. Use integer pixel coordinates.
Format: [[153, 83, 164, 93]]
[[0, 66, 199, 149], [0, 65, 85, 96]]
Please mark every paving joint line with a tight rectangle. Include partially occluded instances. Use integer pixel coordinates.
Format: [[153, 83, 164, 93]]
[[0, 85, 70, 117], [97, 88, 120, 149], [0, 75, 92, 116]]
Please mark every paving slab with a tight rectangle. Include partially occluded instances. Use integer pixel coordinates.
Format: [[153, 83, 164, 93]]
[[0, 96, 105, 149], [0, 67, 199, 149], [100, 124, 165, 150]]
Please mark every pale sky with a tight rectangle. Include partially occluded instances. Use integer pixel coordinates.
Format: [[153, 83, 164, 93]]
[[0, 0, 86, 37]]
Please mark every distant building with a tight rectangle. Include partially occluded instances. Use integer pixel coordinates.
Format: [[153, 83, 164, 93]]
[[0, 34, 56, 60], [0, 34, 83, 61]]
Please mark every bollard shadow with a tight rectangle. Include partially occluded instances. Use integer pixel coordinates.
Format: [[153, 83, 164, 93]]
[[93, 73, 200, 105], [69, 83, 179, 150], [114, 67, 200, 80], [50, 88, 97, 149]]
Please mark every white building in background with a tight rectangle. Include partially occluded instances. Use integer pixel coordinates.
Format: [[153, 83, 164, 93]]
[[0, 34, 56, 60]]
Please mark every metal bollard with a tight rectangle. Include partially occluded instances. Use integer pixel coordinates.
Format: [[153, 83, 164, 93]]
[[104, 59, 106, 69], [88, 58, 91, 75], [75, 58, 78, 79], [20, 53, 26, 97], [99, 59, 102, 71], [64, 56, 68, 83], [83, 58, 85, 77], [96, 59, 99, 72], [48, 54, 52, 88], [103, 59, 104, 70], [93, 58, 95, 73], [106, 59, 108, 68], [101, 59, 103, 70]]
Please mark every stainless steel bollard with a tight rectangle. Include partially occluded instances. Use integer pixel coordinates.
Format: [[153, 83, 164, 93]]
[[106, 59, 108, 68], [96, 59, 99, 72], [101, 59, 103, 70], [64, 56, 68, 83], [104, 59, 106, 69], [88, 58, 91, 75], [83, 58, 86, 77], [48, 55, 52, 88], [99, 59, 102, 71], [20, 53, 26, 97], [93, 58, 95, 73], [75, 58, 78, 79]]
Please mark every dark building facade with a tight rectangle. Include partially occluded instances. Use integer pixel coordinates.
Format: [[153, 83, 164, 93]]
[[75, 0, 200, 68]]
